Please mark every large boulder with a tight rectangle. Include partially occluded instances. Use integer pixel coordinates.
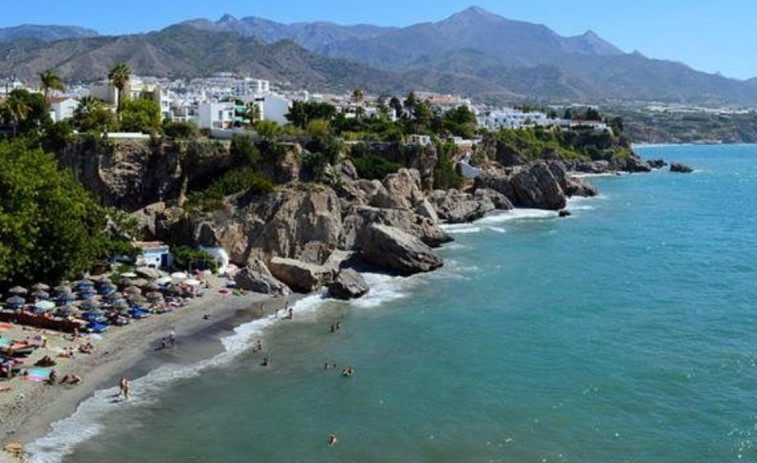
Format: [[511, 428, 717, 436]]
[[328, 269, 370, 300], [647, 159, 667, 169], [510, 163, 567, 210], [342, 206, 451, 249], [473, 188, 514, 211], [547, 162, 598, 198], [267, 257, 334, 293], [431, 189, 495, 224], [358, 224, 443, 276], [194, 186, 343, 265], [234, 258, 291, 297], [670, 162, 694, 173], [569, 160, 611, 174], [382, 169, 426, 210], [612, 154, 652, 173], [474, 174, 516, 201]]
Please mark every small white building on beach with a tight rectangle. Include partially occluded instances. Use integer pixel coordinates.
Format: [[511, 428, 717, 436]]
[[134, 242, 172, 269]]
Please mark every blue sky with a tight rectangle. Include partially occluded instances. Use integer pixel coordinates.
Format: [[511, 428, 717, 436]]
[[2, 0, 755, 80]]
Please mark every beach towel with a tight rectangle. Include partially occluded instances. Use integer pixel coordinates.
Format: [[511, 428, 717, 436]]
[[26, 368, 51, 382], [0, 338, 10, 347], [0, 323, 13, 331]]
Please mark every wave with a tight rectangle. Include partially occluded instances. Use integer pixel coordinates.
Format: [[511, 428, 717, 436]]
[[475, 209, 557, 225], [441, 224, 482, 234]]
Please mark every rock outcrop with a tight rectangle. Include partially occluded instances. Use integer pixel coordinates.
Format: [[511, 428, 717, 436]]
[[510, 163, 567, 210], [431, 189, 497, 223], [358, 224, 443, 276], [670, 162, 694, 173], [328, 269, 370, 300], [267, 257, 334, 293], [547, 162, 598, 198], [194, 186, 343, 265], [612, 154, 652, 173], [647, 159, 667, 169], [234, 258, 291, 296], [342, 206, 451, 249]]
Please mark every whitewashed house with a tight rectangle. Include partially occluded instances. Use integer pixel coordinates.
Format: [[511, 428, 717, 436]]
[[134, 242, 172, 269], [49, 97, 79, 122], [197, 102, 236, 129]]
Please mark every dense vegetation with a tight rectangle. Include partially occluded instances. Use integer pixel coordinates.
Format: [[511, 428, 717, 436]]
[[0, 139, 130, 286]]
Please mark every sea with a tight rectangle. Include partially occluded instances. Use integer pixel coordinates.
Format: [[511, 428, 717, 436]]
[[27, 144, 757, 462]]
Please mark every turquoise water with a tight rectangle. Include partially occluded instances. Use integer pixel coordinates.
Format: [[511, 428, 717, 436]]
[[33, 145, 757, 462]]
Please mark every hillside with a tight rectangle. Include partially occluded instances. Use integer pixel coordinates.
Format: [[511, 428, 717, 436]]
[[0, 24, 99, 42], [0, 26, 405, 92]]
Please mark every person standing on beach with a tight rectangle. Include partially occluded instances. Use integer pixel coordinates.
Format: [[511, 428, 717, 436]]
[[328, 433, 338, 446], [168, 330, 176, 347], [119, 376, 130, 401]]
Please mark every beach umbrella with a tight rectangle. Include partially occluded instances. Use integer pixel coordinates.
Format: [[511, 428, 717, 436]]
[[146, 292, 164, 301], [80, 299, 100, 311], [8, 286, 27, 295], [171, 272, 188, 280], [119, 277, 133, 287], [74, 280, 93, 291], [6, 295, 25, 307], [126, 294, 144, 303], [55, 306, 74, 318], [34, 300, 56, 311], [31, 290, 50, 300], [98, 276, 112, 284], [31, 283, 50, 291], [121, 272, 138, 278], [113, 300, 130, 310], [54, 285, 72, 294], [124, 286, 142, 295], [156, 276, 172, 285], [184, 279, 202, 286], [106, 291, 124, 300]]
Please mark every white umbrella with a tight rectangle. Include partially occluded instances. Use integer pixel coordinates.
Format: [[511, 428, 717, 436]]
[[34, 300, 56, 311], [171, 272, 188, 280], [156, 276, 172, 285], [121, 272, 138, 278], [184, 279, 201, 286], [8, 286, 28, 295]]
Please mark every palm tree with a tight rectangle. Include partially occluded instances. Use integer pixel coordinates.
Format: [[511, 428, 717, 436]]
[[351, 89, 364, 120], [1, 93, 30, 136], [107, 63, 131, 111], [244, 102, 261, 127], [38, 69, 65, 103]]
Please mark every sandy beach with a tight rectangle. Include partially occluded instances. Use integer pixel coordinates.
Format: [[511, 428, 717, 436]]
[[0, 276, 299, 461]]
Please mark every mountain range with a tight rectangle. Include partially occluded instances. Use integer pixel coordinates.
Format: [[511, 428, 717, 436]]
[[1, 6, 756, 106], [0, 24, 98, 42]]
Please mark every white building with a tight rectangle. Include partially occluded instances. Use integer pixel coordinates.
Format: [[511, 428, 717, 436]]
[[257, 94, 290, 124], [49, 97, 79, 122], [478, 108, 553, 131], [197, 102, 236, 129], [134, 242, 172, 269]]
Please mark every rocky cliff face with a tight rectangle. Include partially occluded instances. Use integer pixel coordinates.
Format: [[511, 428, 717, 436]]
[[59, 139, 232, 211]]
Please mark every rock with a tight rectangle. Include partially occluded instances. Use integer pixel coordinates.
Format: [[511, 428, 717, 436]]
[[647, 159, 667, 169], [510, 163, 567, 210], [267, 257, 334, 293], [136, 267, 164, 280], [473, 188, 513, 210], [613, 154, 652, 173], [670, 162, 694, 173], [559, 209, 572, 217], [474, 174, 516, 201], [340, 160, 359, 180], [413, 198, 440, 223], [431, 189, 494, 224], [234, 258, 291, 296], [342, 206, 452, 249], [194, 186, 343, 265], [358, 224, 443, 276], [382, 168, 426, 210], [570, 160, 611, 174], [328, 269, 370, 300], [547, 161, 598, 198]]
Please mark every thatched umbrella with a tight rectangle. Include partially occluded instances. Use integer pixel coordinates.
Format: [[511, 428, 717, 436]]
[[124, 286, 142, 296], [113, 300, 130, 310], [32, 283, 50, 291], [54, 285, 72, 294], [6, 295, 26, 307], [80, 299, 100, 311], [8, 286, 28, 295], [98, 276, 112, 284], [146, 292, 164, 302], [106, 291, 124, 301], [119, 277, 133, 287], [31, 290, 50, 300]]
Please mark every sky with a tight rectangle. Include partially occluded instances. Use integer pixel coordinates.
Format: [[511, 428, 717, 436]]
[[2, 0, 756, 80]]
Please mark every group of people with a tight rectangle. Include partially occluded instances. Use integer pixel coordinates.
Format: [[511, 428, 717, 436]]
[[47, 369, 81, 386]]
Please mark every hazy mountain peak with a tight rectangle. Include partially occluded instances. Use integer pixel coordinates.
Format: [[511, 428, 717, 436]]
[[219, 14, 238, 23], [0, 24, 99, 43]]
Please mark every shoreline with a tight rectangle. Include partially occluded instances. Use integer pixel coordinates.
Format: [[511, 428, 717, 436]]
[[0, 282, 301, 460], [5, 169, 628, 461]]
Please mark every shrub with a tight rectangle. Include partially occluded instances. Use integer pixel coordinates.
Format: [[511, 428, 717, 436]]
[[163, 120, 198, 139], [350, 144, 402, 180], [230, 134, 261, 167]]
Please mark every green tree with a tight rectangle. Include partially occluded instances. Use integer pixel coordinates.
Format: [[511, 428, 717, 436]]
[[1, 89, 50, 136], [73, 96, 115, 133], [108, 63, 131, 111], [119, 98, 161, 133], [442, 106, 478, 139], [0, 139, 109, 284], [230, 133, 261, 167], [255, 119, 281, 140], [38, 69, 65, 103], [285, 101, 337, 129], [306, 119, 331, 138]]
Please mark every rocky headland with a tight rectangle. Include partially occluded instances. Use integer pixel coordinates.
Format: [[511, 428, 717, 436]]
[[60, 138, 664, 298]]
